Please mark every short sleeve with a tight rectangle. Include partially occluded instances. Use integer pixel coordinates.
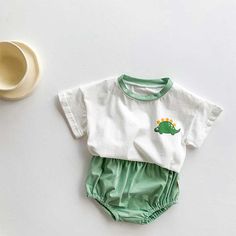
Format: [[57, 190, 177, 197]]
[[58, 87, 87, 139], [185, 97, 223, 148]]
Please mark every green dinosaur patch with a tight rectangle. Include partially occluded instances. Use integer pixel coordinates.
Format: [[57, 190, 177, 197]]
[[154, 118, 180, 135]]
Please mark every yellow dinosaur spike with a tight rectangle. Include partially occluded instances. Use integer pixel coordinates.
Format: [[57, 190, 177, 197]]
[[170, 119, 173, 123], [161, 118, 164, 122], [173, 123, 176, 126], [156, 120, 160, 124], [166, 118, 169, 121]]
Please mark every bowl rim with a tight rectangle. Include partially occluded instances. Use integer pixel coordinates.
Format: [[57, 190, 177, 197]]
[[0, 41, 28, 91]]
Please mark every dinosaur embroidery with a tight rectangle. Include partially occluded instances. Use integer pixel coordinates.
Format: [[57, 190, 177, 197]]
[[154, 118, 180, 135]]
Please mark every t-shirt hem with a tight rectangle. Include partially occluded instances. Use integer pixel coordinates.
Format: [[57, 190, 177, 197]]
[[91, 154, 180, 173]]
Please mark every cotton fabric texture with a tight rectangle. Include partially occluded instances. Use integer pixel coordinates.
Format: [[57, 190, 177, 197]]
[[58, 74, 223, 224], [58, 75, 223, 173], [86, 156, 179, 224]]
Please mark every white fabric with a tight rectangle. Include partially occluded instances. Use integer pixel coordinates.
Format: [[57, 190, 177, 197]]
[[58, 76, 223, 173]]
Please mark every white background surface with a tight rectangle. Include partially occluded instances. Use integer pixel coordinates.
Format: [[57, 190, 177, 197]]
[[0, 0, 235, 235]]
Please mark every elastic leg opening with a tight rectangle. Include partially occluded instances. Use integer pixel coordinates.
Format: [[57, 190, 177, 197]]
[[87, 194, 118, 221], [142, 201, 177, 224]]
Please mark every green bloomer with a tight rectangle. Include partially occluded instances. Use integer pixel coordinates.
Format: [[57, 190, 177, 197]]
[[86, 156, 179, 224]]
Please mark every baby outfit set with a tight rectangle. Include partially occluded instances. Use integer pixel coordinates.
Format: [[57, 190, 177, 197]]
[[58, 74, 223, 224]]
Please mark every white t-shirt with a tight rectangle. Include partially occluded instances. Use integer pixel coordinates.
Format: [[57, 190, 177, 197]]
[[58, 75, 223, 173]]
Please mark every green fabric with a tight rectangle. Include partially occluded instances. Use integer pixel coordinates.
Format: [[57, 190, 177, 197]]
[[86, 156, 179, 224], [117, 74, 173, 101]]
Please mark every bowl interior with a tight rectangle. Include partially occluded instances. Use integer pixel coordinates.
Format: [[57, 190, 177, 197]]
[[0, 42, 27, 90]]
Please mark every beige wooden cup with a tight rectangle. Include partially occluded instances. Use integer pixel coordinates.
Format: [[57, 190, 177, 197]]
[[0, 41, 28, 91], [0, 41, 40, 100]]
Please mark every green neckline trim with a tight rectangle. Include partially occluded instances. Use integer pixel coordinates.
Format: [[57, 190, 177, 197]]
[[117, 74, 173, 101]]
